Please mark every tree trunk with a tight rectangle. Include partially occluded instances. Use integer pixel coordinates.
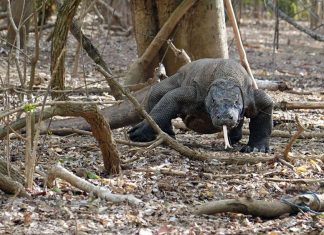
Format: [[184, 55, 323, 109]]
[[50, 0, 82, 100], [129, 0, 228, 84], [310, 0, 323, 31], [129, 0, 160, 82], [157, 0, 228, 75], [7, 0, 32, 48]]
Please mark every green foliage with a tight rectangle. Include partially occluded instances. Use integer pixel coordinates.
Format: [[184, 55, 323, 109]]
[[278, 0, 298, 18], [86, 171, 99, 180], [23, 103, 36, 113], [51, 187, 62, 193]]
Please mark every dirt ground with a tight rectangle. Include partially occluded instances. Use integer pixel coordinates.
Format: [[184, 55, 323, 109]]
[[0, 15, 323, 235]]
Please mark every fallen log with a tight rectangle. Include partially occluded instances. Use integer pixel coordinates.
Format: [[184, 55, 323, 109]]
[[38, 82, 294, 135], [195, 193, 324, 219]]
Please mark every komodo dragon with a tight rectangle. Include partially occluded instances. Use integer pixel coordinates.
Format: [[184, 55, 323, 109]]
[[128, 58, 273, 153]]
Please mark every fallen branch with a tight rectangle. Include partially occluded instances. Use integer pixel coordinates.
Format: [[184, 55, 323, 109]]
[[0, 158, 25, 184], [0, 158, 29, 197], [275, 101, 324, 110], [283, 116, 305, 161], [266, 178, 324, 184], [133, 167, 253, 179], [256, 80, 290, 91], [47, 164, 141, 205], [0, 173, 30, 198], [195, 193, 324, 218]]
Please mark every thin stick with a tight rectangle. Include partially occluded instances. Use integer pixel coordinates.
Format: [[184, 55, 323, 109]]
[[283, 116, 305, 161], [224, 0, 258, 89], [266, 178, 324, 184]]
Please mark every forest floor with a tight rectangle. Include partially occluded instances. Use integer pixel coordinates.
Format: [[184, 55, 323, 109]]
[[0, 16, 323, 234]]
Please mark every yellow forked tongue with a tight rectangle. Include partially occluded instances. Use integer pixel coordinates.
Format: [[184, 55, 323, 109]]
[[223, 125, 232, 149]]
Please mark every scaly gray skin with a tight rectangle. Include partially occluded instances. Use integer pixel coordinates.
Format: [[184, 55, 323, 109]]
[[128, 59, 273, 153]]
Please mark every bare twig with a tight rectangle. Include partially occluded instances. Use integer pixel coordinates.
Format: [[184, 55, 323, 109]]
[[224, 0, 257, 89], [283, 116, 306, 161], [275, 101, 324, 110], [266, 178, 324, 184]]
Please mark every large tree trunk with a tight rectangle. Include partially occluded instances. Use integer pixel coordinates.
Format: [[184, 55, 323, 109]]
[[130, 0, 160, 82], [128, 0, 228, 84], [157, 0, 228, 75]]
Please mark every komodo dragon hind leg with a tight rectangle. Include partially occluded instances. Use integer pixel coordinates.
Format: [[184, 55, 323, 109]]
[[129, 86, 197, 142]]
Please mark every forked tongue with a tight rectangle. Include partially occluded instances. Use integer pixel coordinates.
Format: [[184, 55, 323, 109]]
[[223, 125, 232, 149]]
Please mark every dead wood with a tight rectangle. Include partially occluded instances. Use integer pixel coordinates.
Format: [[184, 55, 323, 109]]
[[256, 80, 290, 91], [224, 0, 257, 89], [195, 193, 324, 218], [47, 164, 141, 205], [275, 101, 324, 110], [133, 167, 252, 180], [283, 116, 306, 161], [0, 158, 25, 184], [266, 0, 324, 41], [266, 178, 324, 184], [125, 0, 198, 85], [0, 172, 30, 197], [252, 129, 323, 139], [54, 102, 121, 174], [0, 78, 296, 139], [0, 159, 29, 197], [167, 39, 191, 64]]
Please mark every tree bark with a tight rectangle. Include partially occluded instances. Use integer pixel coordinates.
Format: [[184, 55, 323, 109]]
[[128, 0, 228, 84], [55, 103, 121, 174], [157, 0, 228, 75], [130, 0, 160, 81], [54, 0, 123, 100], [47, 164, 140, 204], [50, 0, 82, 100], [7, 0, 32, 48], [195, 194, 324, 218]]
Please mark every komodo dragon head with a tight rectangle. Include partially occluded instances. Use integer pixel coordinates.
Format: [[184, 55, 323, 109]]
[[205, 80, 244, 129]]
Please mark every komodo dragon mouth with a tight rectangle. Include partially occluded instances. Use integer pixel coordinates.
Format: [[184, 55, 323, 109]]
[[205, 82, 244, 129]]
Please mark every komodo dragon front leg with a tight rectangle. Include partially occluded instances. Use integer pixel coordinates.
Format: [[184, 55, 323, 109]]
[[128, 86, 197, 142], [241, 89, 273, 153]]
